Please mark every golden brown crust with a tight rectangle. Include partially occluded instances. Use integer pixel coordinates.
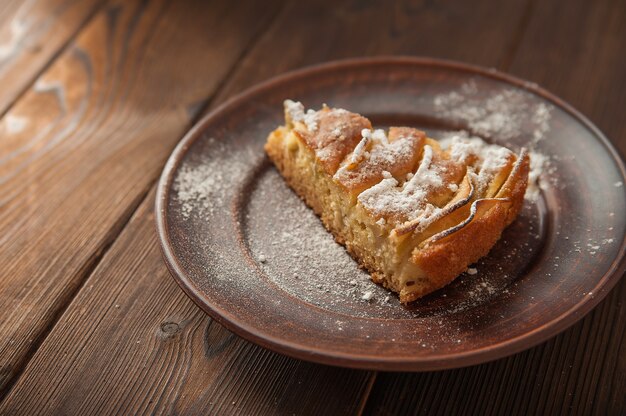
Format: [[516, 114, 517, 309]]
[[333, 127, 425, 195], [407, 199, 510, 302], [418, 142, 467, 207], [497, 149, 530, 225], [404, 152, 530, 303], [294, 107, 371, 175], [393, 172, 474, 237]]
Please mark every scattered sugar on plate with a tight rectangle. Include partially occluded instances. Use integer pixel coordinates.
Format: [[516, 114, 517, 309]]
[[526, 151, 548, 201], [361, 291, 375, 301], [440, 130, 550, 202], [434, 80, 553, 143], [434, 80, 558, 201], [173, 137, 255, 218]]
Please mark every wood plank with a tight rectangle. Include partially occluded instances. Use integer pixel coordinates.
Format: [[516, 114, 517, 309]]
[[0, 0, 537, 413], [0, 0, 284, 395], [507, 0, 626, 157], [504, 0, 626, 413], [0, 0, 104, 115], [0, 189, 374, 415], [212, 0, 532, 103], [363, 284, 625, 415], [363, 0, 626, 414]]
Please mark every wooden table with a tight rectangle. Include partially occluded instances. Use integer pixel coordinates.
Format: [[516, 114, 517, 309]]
[[0, 0, 624, 414]]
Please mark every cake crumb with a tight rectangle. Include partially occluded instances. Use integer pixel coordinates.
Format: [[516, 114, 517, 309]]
[[467, 267, 478, 275], [361, 291, 374, 301]]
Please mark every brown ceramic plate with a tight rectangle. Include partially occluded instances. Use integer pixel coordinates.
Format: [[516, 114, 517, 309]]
[[156, 57, 626, 371]]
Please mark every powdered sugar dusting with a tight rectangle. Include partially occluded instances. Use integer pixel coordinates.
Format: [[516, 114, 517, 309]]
[[284, 99, 318, 131], [348, 130, 371, 163], [406, 145, 442, 191], [434, 80, 553, 144], [433, 80, 558, 199], [445, 133, 513, 193], [526, 151, 548, 201], [173, 137, 255, 218], [441, 130, 551, 201], [284, 99, 304, 121], [357, 135, 516, 223], [477, 145, 514, 192], [334, 127, 421, 189], [357, 145, 438, 222], [174, 163, 225, 218], [443, 133, 486, 163]]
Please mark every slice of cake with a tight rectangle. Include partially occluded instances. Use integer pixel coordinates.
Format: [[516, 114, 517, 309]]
[[265, 100, 529, 303]]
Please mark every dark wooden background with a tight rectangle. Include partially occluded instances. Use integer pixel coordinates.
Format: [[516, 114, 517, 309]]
[[0, 0, 624, 414]]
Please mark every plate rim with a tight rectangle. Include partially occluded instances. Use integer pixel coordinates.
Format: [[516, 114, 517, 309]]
[[155, 56, 626, 371]]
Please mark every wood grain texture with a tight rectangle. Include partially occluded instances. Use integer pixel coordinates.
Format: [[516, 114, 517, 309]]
[[1, 0, 623, 414], [508, 0, 626, 157], [0, 189, 374, 416], [0, 0, 538, 413], [364, 0, 626, 414], [0, 0, 103, 115], [212, 0, 531, 104], [363, 283, 625, 415], [0, 0, 283, 396]]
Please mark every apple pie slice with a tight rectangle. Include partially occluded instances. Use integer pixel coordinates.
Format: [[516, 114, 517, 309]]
[[265, 100, 529, 303]]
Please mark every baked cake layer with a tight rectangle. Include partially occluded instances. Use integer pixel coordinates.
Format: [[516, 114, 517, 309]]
[[265, 101, 529, 303]]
